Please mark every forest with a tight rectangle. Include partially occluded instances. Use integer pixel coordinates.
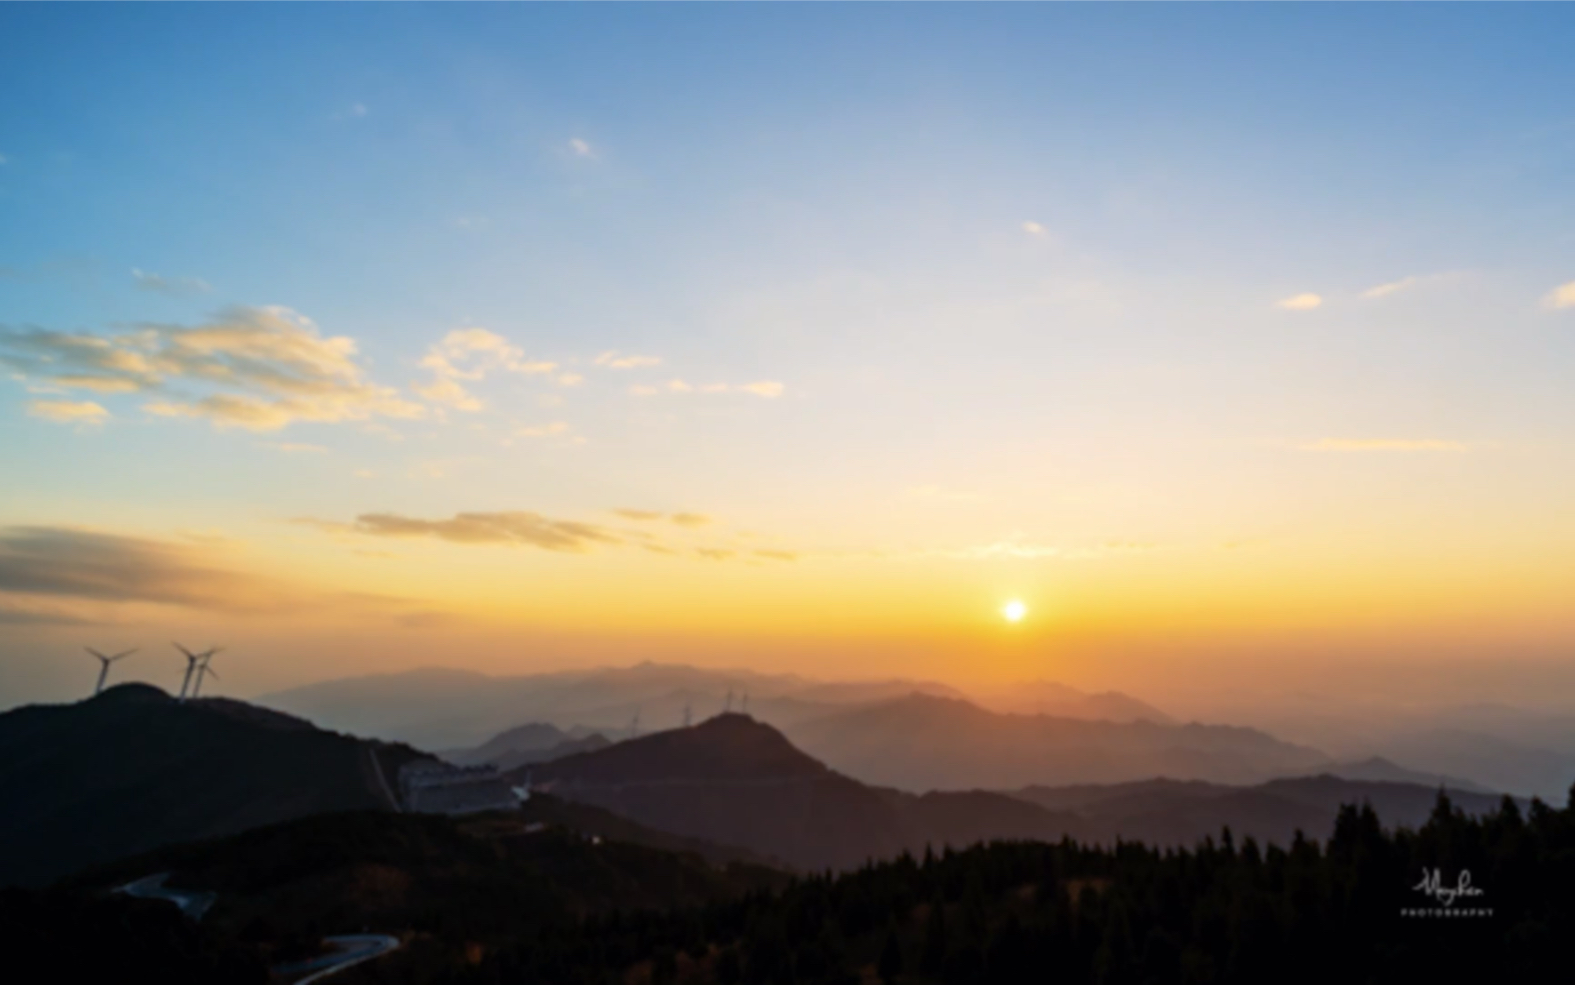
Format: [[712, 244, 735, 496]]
[[378, 790, 1569, 985]]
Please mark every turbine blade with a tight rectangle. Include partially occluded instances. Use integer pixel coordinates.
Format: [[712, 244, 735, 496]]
[[111, 649, 138, 661], [86, 647, 107, 661], [173, 642, 197, 659]]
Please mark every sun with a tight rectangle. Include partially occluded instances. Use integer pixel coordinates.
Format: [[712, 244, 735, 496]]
[[1001, 599, 1027, 623]]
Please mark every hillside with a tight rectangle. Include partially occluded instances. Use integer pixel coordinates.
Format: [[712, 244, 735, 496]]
[[0, 684, 428, 887], [782, 693, 1330, 791], [968, 680, 1173, 723], [524, 714, 1091, 871]]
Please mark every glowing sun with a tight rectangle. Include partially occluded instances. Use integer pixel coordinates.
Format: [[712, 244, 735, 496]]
[[1001, 599, 1027, 623]]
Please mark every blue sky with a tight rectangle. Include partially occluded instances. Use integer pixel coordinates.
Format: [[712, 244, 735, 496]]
[[3, 5, 1575, 708]]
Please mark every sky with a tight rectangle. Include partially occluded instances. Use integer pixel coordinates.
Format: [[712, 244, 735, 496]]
[[3, 5, 1575, 716]]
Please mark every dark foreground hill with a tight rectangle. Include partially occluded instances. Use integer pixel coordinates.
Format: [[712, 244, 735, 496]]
[[0, 683, 429, 887], [0, 886, 267, 984], [62, 803, 787, 976], [525, 713, 1093, 870]]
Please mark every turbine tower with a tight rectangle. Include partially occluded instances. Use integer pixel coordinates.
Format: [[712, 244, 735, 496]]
[[683, 702, 693, 727], [173, 643, 220, 701], [191, 648, 223, 698], [629, 708, 641, 738], [85, 647, 136, 696]]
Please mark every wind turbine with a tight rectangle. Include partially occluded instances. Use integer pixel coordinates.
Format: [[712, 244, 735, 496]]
[[683, 702, 693, 727], [85, 647, 136, 696], [173, 643, 219, 701], [190, 648, 223, 698], [629, 708, 641, 738]]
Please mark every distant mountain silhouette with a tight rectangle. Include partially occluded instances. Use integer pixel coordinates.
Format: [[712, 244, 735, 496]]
[[523, 713, 1091, 870], [0, 684, 428, 887], [1370, 728, 1575, 798], [781, 693, 1330, 791], [259, 663, 970, 749], [969, 680, 1173, 723], [1008, 773, 1519, 848], [439, 722, 615, 770], [1312, 755, 1492, 793]]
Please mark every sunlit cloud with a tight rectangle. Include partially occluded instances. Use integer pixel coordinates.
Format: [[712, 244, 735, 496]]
[[1543, 280, 1575, 310], [568, 137, 595, 158], [1022, 221, 1047, 236], [1276, 293, 1323, 311], [26, 399, 109, 425], [1301, 438, 1467, 452], [2, 306, 425, 432], [317, 511, 624, 553]]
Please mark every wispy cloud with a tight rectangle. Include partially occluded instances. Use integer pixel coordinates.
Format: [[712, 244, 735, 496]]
[[1276, 293, 1323, 311], [1361, 274, 1437, 299], [132, 268, 212, 297], [904, 485, 991, 504], [416, 327, 557, 411], [1543, 280, 1575, 310], [0, 525, 423, 623], [568, 137, 595, 158], [263, 441, 328, 454], [2, 305, 425, 431], [1021, 221, 1047, 236], [631, 379, 785, 398], [1301, 438, 1467, 452], [0, 526, 283, 611], [614, 509, 713, 528], [934, 536, 1158, 561], [316, 511, 624, 553], [515, 421, 572, 438], [26, 399, 109, 425], [594, 351, 663, 369]]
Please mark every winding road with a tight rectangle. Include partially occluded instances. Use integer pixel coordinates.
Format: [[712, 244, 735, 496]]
[[117, 872, 401, 983], [117, 873, 216, 921], [275, 935, 403, 984]]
